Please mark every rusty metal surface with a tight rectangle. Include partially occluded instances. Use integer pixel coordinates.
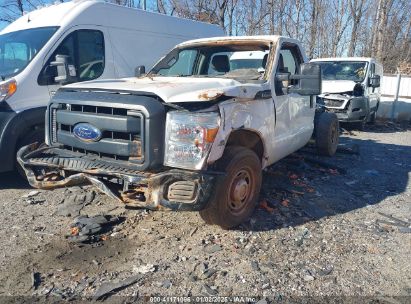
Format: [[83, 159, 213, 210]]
[[17, 143, 217, 211]]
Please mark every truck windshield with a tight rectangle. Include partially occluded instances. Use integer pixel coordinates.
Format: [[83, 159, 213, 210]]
[[0, 26, 58, 80], [316, 61, 368, 82], [150, 44, 270, 81]]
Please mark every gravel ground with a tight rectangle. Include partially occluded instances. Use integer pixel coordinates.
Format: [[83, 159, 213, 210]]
[[0, 122, 410, 303]]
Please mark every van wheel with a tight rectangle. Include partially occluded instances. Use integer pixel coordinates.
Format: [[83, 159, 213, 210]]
[[368, 110, 377, 124], [352, 119, 366, 130], [315, 112, 339, 156], [200, 146, 262, 229], [16, 127, 45, 179]]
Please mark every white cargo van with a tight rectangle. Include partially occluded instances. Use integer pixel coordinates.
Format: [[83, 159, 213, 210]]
[[0, 0, 223, 173], [310, 57, 383, 129]]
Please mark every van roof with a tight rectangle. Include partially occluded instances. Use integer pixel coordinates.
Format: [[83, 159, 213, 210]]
[[1, 0, 95, 34], [1, 0, 222, 35]]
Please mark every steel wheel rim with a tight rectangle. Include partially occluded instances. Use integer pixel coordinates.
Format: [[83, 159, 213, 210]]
[[227, 168, 254, 215]]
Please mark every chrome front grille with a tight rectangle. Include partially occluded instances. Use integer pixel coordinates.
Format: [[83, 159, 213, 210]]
[[51, 103, 144, 162], [324, 99, 345, 107]]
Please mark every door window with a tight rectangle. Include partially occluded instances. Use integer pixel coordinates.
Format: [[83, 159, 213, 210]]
[[38, 30, 104, 85], [275, 44, 303, 95]]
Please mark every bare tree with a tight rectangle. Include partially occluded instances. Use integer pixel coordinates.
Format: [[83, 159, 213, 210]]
[[348, 0, 367, 56], [1, 0, 410, 71]]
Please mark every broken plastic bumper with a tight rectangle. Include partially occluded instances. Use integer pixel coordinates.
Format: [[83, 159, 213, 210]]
[[17, 143, 217, 211], [327, 97, 368, 122]]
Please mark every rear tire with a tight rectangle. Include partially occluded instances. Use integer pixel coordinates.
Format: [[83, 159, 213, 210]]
[[315, 112, 339, 156], [16, 127, 44, 179], [199, 146, 262, 229]]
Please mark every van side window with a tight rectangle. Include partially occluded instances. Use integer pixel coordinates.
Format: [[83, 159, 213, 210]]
[[275, 44, 303, 95], [38, 30, 104, 85]]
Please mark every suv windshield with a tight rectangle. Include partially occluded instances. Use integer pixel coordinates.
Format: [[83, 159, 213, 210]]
[[316, 61, 368, 82], [150, 43, 270, 82], [0, 27, 58, 80]]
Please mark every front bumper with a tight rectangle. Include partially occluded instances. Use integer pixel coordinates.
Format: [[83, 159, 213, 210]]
[[17, 143, 217, 211], [326, 97, 368, 122]]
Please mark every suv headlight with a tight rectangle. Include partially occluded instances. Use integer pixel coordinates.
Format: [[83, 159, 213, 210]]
[[164, 111, 220, 170], [0, 79, 17, 102]]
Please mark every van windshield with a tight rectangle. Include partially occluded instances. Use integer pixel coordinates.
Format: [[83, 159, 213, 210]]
[[0, 27, 58, 80], [150, 44, 270, 82], [316, 61, 368, 82]]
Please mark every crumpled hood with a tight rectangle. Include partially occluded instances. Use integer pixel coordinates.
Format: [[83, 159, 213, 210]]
[[321, 80, 358, 95], [65, 76, 265, 103]]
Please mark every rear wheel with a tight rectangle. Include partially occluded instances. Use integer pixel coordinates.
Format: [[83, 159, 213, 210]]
[[200, 146, 262, 229], [315, 112, 339, 156]]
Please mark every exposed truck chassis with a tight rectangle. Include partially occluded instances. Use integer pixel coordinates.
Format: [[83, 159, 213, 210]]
[[18, 143, 217, 211]]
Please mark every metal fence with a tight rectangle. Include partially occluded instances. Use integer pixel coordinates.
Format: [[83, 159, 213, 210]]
[[378, 74, 411, 121]]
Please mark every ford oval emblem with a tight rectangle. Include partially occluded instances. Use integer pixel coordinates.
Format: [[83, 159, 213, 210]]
[[73, 123, 102, 142]]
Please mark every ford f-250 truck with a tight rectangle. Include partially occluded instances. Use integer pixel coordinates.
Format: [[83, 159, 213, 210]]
[[18, 36, 339, 229]]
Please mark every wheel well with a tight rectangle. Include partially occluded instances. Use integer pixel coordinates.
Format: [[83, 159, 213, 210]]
[[17, 124, 44, 145], [225, 130, 265, 162]]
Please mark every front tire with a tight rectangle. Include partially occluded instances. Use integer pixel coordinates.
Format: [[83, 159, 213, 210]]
[[200, 146, 262, 229], [368, 110, 377, 124], [16, 127, 44, 179]]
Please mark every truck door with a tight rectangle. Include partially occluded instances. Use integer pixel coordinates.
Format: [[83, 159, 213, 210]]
[[272, 43, 313, 159], [37, 28, 107, 97]]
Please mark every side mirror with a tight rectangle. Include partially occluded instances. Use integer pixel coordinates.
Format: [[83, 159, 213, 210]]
[[50, 54, 76, 85], [288, 63, 322, 96], [135, 65, 146, 77], [369, 75, 380, 88]]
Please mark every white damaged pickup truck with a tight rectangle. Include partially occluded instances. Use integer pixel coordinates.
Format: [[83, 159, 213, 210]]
[[311, 57, 383, 129], [18, 36, 339, 228]]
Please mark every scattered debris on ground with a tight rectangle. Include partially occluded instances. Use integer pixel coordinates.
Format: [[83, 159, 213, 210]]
[[67, 215, 121, 243], [56, 188, 96, 217], [0, 123, 410, 299]]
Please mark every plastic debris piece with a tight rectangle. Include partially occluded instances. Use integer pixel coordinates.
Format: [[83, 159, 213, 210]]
[[281, 199, 290, 207], [259, 199, 275, 213], [93, 274, 142, 300]]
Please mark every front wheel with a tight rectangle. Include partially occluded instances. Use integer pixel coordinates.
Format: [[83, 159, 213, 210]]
[[16, 127, 44, 179], [200, 146, 262, 229], [368, 110, 377, 124]]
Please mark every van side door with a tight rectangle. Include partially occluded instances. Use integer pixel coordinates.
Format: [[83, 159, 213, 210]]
[[38, 27, 109, 97]]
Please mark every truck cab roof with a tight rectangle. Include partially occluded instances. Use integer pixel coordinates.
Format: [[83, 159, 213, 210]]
[[311, 57, 378, 63], [177, 35, 297, 47]]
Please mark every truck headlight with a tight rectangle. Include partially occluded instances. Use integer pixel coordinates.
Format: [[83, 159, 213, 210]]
[[0, 79, 17, 102], [164, 111, 220, 170]]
